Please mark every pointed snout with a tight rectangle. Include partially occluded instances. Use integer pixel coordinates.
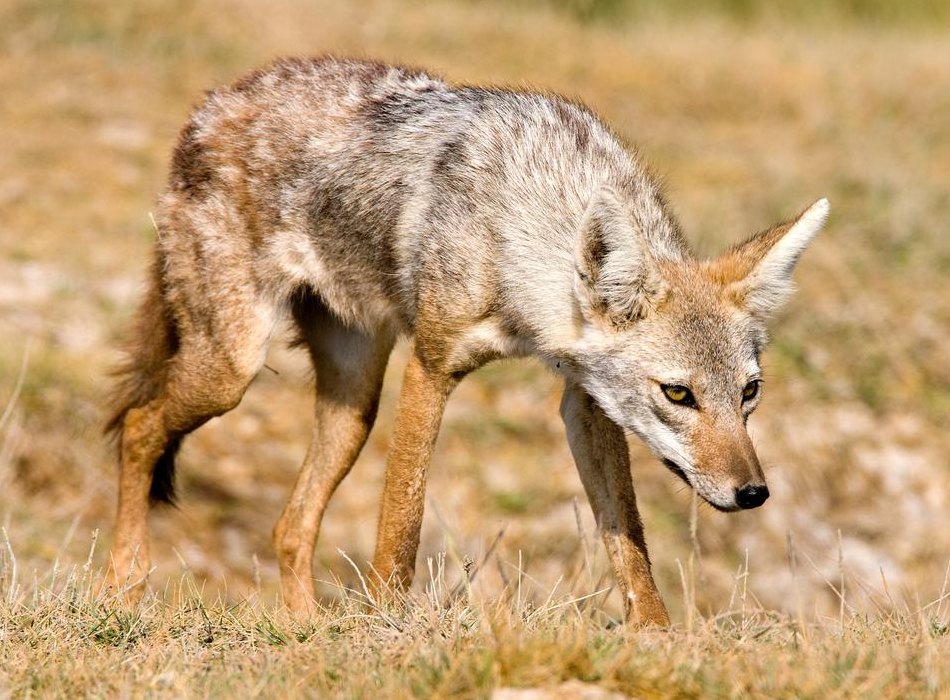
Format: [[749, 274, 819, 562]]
[[689, 414, 769, 511], [727, 440, 769, 510]]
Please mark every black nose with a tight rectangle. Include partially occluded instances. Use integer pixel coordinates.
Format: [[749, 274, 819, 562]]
[[735, 484, 770, 509]]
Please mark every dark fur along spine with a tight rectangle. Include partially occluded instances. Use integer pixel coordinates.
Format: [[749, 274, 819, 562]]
[[105, 256, 180, 504]]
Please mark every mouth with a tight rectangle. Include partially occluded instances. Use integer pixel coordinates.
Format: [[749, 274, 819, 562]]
[[661, 458, 689, 484], [661, 458, 740, 513], [705, 501, 741, 513]]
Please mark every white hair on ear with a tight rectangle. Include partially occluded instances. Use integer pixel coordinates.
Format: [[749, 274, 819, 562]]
[[743, 198, 829, 316], [574, 186, 666, 327]]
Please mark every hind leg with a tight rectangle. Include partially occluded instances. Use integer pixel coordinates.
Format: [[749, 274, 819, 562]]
[[106, 239, 276, 599], [107, 332, 271, 598], [274, 302, 394, 615]]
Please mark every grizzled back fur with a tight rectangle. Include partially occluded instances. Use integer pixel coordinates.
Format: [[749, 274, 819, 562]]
[[159, 56, 687, 335]]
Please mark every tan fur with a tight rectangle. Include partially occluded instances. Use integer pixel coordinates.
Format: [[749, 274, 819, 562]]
[[706, 221, 794, 284]]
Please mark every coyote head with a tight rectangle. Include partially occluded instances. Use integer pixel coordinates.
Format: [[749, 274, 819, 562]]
[[570, 189, 829, 511]]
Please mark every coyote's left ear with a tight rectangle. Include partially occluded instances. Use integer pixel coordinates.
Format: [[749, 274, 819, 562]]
[[717, 198, 829, 318]]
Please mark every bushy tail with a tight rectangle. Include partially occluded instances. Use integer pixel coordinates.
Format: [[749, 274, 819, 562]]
[[105, 259, 180, 505]]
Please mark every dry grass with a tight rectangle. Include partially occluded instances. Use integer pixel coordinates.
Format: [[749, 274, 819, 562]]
[[2, 535, 949, 698], [1, 0, 949, 695]]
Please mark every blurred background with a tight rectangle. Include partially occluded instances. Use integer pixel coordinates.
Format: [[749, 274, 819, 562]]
[[1, 0, 948, 621]]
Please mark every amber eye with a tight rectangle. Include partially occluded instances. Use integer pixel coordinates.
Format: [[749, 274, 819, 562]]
[[662, 385, 696, 407], [742, 380, 761, 402]]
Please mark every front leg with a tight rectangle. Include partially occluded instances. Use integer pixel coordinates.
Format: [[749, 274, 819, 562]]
[[560, 380, 670, 627], [371, 350, 453, 591]]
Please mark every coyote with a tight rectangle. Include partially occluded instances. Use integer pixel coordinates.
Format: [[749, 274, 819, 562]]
[[106, 57, 828, 626]]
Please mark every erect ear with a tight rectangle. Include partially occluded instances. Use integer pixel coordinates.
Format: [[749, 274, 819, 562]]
[[574, 187, 666, 329], [716, 198, 829, 318]]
